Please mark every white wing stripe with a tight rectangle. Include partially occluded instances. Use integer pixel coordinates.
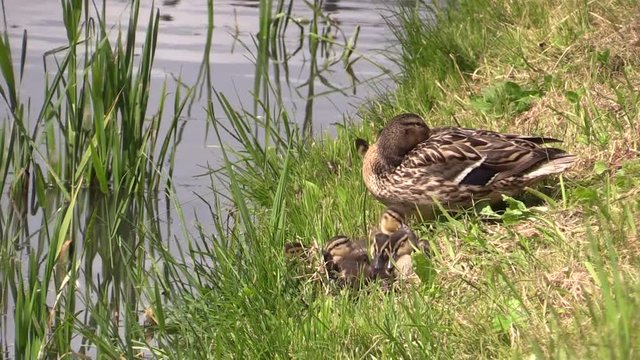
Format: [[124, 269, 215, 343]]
[[452, 156, 486, 185]]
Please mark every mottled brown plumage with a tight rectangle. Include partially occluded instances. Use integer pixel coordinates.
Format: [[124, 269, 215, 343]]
[[363, 113, 576, 217], [322, 235, 375, 286]]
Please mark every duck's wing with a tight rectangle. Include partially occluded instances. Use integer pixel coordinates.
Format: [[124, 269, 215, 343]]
[[433, 127, 563, 145], [399, 130, 571, 187]]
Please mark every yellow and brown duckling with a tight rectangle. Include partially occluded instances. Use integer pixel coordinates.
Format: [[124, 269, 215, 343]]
[[372, 228, 429, 281], [378, 207, 408, 235], [362, 113, 576, 219], [284, 241, 307, 259], [388, 230, 429, 280], [367, 208, 408, 259], [322, 235, 376, 286]]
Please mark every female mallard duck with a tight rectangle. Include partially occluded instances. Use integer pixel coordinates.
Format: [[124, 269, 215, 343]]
[[362, 113, 576, 218], [322, 235, 376, 286]]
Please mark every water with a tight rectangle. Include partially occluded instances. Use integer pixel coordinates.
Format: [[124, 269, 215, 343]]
[[3, 0, 397, 224], [1, 0, 400, 356]]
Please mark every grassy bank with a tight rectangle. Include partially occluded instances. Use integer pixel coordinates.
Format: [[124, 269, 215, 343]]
[[165, 0, 640, 358]]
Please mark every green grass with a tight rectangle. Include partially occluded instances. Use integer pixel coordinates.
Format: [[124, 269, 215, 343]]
[[161, 0, 640, 358], [3, 0, 640, 358]]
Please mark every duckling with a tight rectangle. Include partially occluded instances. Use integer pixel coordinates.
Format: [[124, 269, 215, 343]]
[[362, 113, 576, 218], [284, 241, 321, 280], [371, 232, 393, 277], [284, 242, 307, 259], [372, 227, 429, 281], [367, 208, 407, 262], [355, 138, 369, 156], [386, 230, 421, 280], [378, 207, 408, 235], [322, 235, 374, 286]]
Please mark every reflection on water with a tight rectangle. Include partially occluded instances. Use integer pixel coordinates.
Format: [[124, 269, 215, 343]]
[[232, 0, 359, 12], [3, 0, 397, 213]]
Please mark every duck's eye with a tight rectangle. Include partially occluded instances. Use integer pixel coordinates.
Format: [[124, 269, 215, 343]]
[[402, 120, 423, 128]]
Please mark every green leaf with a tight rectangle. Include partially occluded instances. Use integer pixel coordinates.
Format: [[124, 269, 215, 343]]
[[564, 90, 581, 104], [503, 81, 523, 96], [500, 195, 534, 223], [596, 48, 610, 64], [479, 205, 500, 219], [492, 299, 527, 334], [574, 186, 599, 203], [469, 98, 493, 112], [583, 261, 600, 287], [593, 160, 609, 175]]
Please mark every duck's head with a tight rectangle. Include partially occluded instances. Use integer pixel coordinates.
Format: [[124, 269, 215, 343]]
[[376, 113, 431, 167], [379, 208, 406, 235], [384, 230, 418, 272], [323, 236, 353, 260], [389, 230, 416, 259], [323, 236, 348, 272]]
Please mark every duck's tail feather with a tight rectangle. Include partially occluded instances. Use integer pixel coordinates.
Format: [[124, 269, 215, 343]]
[[525, 153, 576, 179]]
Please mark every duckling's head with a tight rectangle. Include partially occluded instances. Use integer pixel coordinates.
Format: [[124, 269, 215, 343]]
[[372, 232, 391, 273], [323, 236, 369, 271], [323, 235, 372, 282], [323, 236, 354, 259], [382, 230, 416, 271], [284, 242, 306, 259], [323, 236, 347, 275], [379, 208, 406, 235], [355, 138, 369, 156], [377, 113, 431, 167], [390, 231, 416, 257]]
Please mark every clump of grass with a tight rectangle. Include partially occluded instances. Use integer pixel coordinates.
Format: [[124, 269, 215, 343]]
[[163, 0, 640, 358]]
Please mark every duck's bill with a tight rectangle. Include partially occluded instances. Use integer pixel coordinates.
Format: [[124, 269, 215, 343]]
[[386, 259, 395, 271]]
